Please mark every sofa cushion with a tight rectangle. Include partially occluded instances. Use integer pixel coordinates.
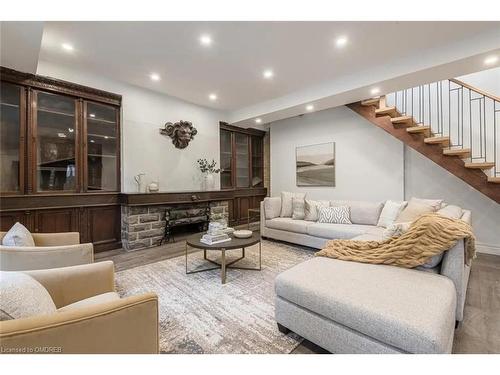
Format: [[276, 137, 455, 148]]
[[275, 257, 456, 353], [2, 222, 35, 247], [330, 200, 384, 226], [304, 200, 329, 221], [307, 223, 381, 239], [265, 218, 310, 234], [264, 197, 282, 219], [0, 271, 57, 321], [395, 197, 442, 223], [280, 192, 306, 218], [292, 197, 306, 220], [377, 200, 408, 228], [318, 206, 351, 224], [58, 292, 120, 313]]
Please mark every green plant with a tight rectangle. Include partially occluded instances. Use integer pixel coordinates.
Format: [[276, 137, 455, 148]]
[[197, 158, 221, 174]]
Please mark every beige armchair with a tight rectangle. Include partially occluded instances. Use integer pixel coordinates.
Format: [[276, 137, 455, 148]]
[[0, 261, 159, 354], [0, 231, 93, 271]]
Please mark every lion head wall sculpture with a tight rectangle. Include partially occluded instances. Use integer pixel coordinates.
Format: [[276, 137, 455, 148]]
[[159, 120, 198, 149]]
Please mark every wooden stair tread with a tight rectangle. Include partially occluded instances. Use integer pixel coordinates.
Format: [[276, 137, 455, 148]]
[[424, 136, 450, 145], [390, 116, 413, 124], [361, 98, 381, 106], [375, 106, 396, 115], [407, 126, 430, 133], [464, 162, 495, 169], [488, 177, 500, 183], [443, 148, 471, 158]]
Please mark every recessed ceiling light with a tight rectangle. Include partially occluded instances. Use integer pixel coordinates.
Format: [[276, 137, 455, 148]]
[[263, 69, 274, 79], [484, 55, 498, 66], [335, 36, 348, 48], [209, 93, 217, 101], [89, 113, 95, 118], [255, 118, 262, 124], [61, 43, 74, 52], [150, 73, 161, 81], [371, 87, 380, 95], [199, 34, 213, 46], [306, 104, 314, 111], [104, 136, 109, 139]]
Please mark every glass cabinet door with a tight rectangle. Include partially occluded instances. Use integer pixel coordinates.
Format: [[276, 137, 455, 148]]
[[235, 133, 249, 188], [0, 83, 22, 193], [35, 91, 77, 192], [251, 136, 264, 187], [220, 129, 233, 189], [85, 102, 119, 191]]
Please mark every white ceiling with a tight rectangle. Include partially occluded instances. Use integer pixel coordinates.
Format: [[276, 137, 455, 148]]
[[37, 21, 500, 113]]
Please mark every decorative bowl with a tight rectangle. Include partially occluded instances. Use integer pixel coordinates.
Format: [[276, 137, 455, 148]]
[[233, 230, 253, 239]]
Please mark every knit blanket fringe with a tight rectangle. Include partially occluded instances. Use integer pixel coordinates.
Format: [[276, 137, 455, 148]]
[[316, 213, 476, 268]]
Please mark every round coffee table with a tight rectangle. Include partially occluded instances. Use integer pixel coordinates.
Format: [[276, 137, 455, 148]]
[[185, 232, 261, 284]]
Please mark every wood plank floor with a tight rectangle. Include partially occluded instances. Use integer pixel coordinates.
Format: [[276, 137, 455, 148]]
[[97, 240, 500, 354]]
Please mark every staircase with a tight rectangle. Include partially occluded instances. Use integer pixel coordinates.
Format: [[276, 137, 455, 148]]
[[347, 78, 500, 203]]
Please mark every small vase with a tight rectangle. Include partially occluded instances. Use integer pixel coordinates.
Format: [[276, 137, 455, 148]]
[[204, 173, 215, 191]]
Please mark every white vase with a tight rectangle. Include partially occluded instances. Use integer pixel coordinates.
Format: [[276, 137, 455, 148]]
[[204, 173, 215, 191]]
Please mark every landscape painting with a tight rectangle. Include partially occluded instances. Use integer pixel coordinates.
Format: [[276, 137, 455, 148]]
[[296, 142, 335, 186]]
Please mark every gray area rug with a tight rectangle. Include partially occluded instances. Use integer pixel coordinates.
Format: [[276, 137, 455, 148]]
[[115, 239, 314, 354]]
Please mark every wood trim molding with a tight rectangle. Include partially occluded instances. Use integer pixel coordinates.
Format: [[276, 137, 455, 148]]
[[219, 121, 267, 136], [347, 101, 500, 204], [0, 192, 121, 211], [1, 66, 122, 106]]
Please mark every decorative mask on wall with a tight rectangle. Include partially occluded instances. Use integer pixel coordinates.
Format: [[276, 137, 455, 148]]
[[159, 120, 198, 149]]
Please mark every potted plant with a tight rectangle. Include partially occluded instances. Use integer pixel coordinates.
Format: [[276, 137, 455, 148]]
[[197, 159, 221, 191]]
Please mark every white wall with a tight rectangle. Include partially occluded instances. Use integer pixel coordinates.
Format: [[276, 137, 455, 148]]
[[37, 61, 226, 192], [404, 147, 500, 255], [270, 106, 404, 202], [457, 67, 500, 97]]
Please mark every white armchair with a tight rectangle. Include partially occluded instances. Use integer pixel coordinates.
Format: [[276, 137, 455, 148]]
[[0, 231, 94, 271]]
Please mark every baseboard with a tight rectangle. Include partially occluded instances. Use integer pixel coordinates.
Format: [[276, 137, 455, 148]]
[[476, 242, 500, 256]]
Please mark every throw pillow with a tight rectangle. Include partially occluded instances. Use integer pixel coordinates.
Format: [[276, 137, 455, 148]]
[[318, 206, 352, 224], [1, 222, 35, 247], [303, 199, 329, 221], [280, 192, 306, 218], [383, 222, 412, 238], [0, 271, 57, 321], [394, 198, 441, 224], [292, 197, 306, 220], [264, 197, 282, 219], [437, 205, 463, 219], [377, 200, 408, 228], [331, 200, 384, 226]]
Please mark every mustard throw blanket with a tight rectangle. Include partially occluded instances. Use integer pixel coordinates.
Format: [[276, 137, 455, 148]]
[[316, 213, 476, 268]]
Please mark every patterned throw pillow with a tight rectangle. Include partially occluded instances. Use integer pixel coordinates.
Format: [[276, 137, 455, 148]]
[[292, 197, 306, 220], [318, 206, 352, 224]]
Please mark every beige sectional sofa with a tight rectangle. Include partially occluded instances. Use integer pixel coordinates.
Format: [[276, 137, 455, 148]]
[[261, 196, 472, 353]]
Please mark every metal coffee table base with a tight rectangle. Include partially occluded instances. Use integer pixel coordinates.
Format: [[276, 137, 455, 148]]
[[185, 243, 262, 284]]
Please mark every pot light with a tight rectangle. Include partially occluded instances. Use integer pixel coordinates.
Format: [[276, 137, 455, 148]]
[[263, 69, 274, 79], [306, 104, 314, 111], [150, 73, 161, 81], [61, 43, 74, 52], [484, 55, 498, 66], [90, 139, 95, 143], [335, 36, 348, 48], [209, 93, 217, 101], [104, 136, 109, 139], [199, 34, 212, 46], [255, 118, 262, 124], [371, 87, 380, 95]]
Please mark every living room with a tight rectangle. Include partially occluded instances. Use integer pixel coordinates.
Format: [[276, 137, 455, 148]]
[[1, 1, 499, 372]]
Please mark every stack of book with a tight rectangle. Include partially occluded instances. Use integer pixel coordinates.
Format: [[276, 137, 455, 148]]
[[200, 233, 231, 245]]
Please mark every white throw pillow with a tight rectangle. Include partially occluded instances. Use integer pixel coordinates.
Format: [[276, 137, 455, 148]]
[[292, 197, 306, 220], [318, 206, 352, 224], [2, 222, 35, 247], [0, 271, 57, 321], [280, 192, 306, 218], [303, 199, 329, 221], [264, 197, 281, 219], [437, 205, 463, 219], [394, 197, 442, 224], [377, 200, 408, 228]]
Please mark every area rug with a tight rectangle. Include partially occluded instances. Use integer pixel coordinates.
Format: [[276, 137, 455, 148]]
[[115, 239, 314, 354]]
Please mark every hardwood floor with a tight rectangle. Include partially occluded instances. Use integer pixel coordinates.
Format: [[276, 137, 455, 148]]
[[97, 240, 500, 354]]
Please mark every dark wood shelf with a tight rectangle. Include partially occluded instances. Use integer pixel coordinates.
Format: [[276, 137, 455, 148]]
[[88, 154, 117, 158], [1, 102, 19, 109], [38, 107, 75, 117], [88, 117, 116, 125]]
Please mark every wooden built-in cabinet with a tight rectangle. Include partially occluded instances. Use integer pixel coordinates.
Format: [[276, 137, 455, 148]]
[[0, 67, 122, 252], [219, 122, 266, 224]]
